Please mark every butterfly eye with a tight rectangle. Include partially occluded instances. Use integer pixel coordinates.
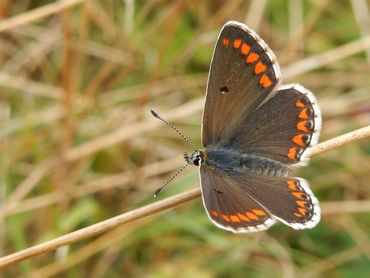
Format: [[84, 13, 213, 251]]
[[194, 156, 203, 166]]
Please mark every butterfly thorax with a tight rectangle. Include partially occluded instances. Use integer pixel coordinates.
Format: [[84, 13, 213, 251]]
[[198, 147, 290, 177]]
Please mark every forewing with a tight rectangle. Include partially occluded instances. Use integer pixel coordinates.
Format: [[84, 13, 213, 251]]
[[223, 84, 322, 165], [202, 21, 280, 147], [200, 165, 276, 233]]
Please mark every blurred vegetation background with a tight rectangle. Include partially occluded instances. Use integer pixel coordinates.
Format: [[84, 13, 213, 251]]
[[1, 0, 370, 277]]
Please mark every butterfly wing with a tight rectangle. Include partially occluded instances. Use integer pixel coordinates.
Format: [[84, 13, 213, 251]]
[[202, 21, 321, 165], [230, 170, 321, 229], [222, 84, 321, 165], [200, 165, 276, 233], [200, 165, 320, 232], [202, 21, 281, 147]]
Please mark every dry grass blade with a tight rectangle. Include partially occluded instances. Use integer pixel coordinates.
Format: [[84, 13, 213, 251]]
[[350, 0, 370, 66], [0, 0, 85, 33], [283, 35, 370, 78], [65, 98, 204, 161], [0, 125, 369, 268], [0, 161, 54, 221], [0, 73, 62, 100], [7, 156, 184, 216], [301, 242, 370, 277], [322, 200, 370, 214], [244, 0, 268, 30]]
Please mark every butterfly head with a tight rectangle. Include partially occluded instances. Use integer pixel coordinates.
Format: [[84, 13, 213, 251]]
[[184, 150, 205, 166]]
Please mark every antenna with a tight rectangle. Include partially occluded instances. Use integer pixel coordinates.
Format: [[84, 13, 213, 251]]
[[151, 109, 199, 197], [150, 109, 197, 150], [153, 163, 189, 197]]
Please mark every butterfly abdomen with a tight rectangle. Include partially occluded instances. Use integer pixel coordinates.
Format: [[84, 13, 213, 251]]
[[206, 148, 289, 176], [240, 154, 290, 176]]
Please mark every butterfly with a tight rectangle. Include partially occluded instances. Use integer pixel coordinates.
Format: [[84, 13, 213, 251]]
[[153, 21, 322, 233]]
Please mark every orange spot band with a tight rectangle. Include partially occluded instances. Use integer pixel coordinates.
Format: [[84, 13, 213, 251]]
[[237, 213, 250, 222], [259, 74, 272, 88], [222, 214, 230, 222], [230, 215, 241, 223], [241, 43, 250, 55], [246, 52, 259, 63], [254, 61, 267, 74], [298, 208, 308, 215], [299, 108, 309, 119], [222, 38, 229, 47], [233, 39, 242, 49], [296, 200, 307, 207], [297, 121, 309, 132], [292, 192, 305, 199], [287, 180, 298, 190], [292, 134, 306, 147], [296, 100, 305, 108], [287, 147, 297, 160], [246, 212, 259, 221], [253, 209, 266, 216]]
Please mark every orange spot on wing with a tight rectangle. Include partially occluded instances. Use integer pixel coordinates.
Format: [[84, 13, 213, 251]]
[[297, 121, 309, 132], [292, 192, 305, 199], [296, 200, 307, 207], [254, 61, 267, 74], [246, 52, 259, 63], [240, 43, 250, 55], [299, 108, 309, 119], [294, 212, 303, 218], [230, 215, 241, 223], [287, 180, 298, 190], [222, 214, 230, 222], [237, 213, 250, 222], [222, 38, 230, 47], [296, 100, 305, 108], [210, 210, 218, 217], [298, 208, 308, 215], [233, 39, 242, 49], [292, 134, 306, 147], [287, 147, 297, 160], [253, 209, 266, 216], [246, 212, 259, 221], [259, 74, 272, 88]]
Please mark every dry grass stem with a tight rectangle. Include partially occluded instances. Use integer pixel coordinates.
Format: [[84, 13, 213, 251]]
[[308, 125, 370, 157], [0, 188, 201, 268]]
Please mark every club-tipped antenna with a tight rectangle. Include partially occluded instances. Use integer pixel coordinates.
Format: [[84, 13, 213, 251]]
[[153, 163, 189, 197], [150, 109, 197, 150]]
